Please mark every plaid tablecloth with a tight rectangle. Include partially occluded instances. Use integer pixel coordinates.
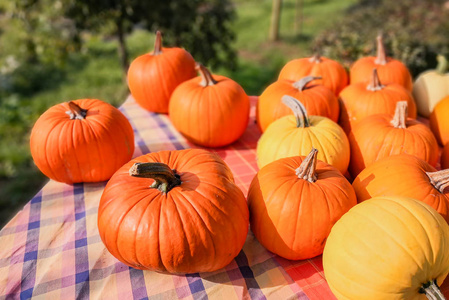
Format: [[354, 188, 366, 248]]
[[1, 95, 448, 299]]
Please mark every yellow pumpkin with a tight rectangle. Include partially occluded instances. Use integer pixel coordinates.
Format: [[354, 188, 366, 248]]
[[257, 95, 350, 174], [323, 196, 449, 300], [413, 55, 449, 117]]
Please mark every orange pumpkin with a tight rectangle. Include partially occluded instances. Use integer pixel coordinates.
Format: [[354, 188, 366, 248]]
[[349, 101, 439, 177], [442, 143, 449, 170], [278, 54, 348, 95], [169, 63, 249, 147], [430, 95, 449, 145], [30, 99, 135, 184], [352, 154, 449, 223], [127, 31, 196, 113], [256, 76, 339, 132], [339, 68, 416, 134], [98, 149, 249, 273], [350, 34, 413, 91], [248, 148, 357, 260]]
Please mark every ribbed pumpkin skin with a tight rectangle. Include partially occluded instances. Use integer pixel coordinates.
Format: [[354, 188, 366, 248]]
[[248, 156, 357, 260], [128, 47, 196, 113], [413, 70, 449, 118], [278, 56, 348, 95], [256, 80, 339, 132], [257, 116, 350, 174], [442, 143, 449, 170], [352, 154, 449, 223], [30, 99, 134, 184], [349, 114, 439, 177], [339, 82, 416, 134], [323, 196, 449, 300], [350, 57, 413, 91], [169, 75, 249, 147], [430, 96, 449, 145], [98, 149, 249, 273]]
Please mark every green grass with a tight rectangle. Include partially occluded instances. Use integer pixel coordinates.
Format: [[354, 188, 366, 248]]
[[0, 0, 356, 227]]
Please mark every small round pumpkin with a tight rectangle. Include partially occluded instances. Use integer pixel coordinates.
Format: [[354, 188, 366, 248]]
[[30, 99, 135, 184], [352, 154, 449, 223], [256, 76, 339, 132], [349, 34, 413, 91], [442, 143, 449, 170], [323, 196, 449, 300], [349, 101, 439, 177], [248, 148, 357, 260], [430, 95, 449, 145], [98, 148, 249, 273], [169, 63, 250, 147], [339, 68, 416, 134], [278, 54, 348, 95], [257, 95, 350, 174], [413, 55, 449, 117], [127, 31, 196, 113]]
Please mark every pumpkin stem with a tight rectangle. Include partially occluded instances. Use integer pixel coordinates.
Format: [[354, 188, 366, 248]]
[[66, 101, 87, 120], [295, 148, 318, 183], [419, 280, 446, 300], [309, 53, 321, 63], [282, 95, 310, 128], [129, 162, 181, 193], [436, 54, 448, 74], [292, 76, 322, 91], [196, 63, 217, 87], [391, 101, 408, 129], [366, 69, 385, 91], [426, 169, 449, 194], [153, 31, 163, 55], [374, 34, 387, 65]]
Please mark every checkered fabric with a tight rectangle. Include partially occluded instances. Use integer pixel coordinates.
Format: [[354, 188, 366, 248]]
[[0, 96, 448, 299]]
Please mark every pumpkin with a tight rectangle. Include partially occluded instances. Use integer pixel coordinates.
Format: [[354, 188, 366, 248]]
[[30, 99, 135, 184], [349, 34, 413, 91], [349, 101, 439, 177], [430, 95, 449, 145], [98, 148, 249, 273], [339, 68, 416, 134], [169, 63, 249, 147], [352, 154, 449, 223], [257, 95, 350, 174], [413, 55, 449, 117], [256, 76, 339, 132], [248, 148, 357, 260], [278, 54, 348, 95], [442, 143, 449, 170], [323, 196, 449, 300], [127, 31, 196, 113]]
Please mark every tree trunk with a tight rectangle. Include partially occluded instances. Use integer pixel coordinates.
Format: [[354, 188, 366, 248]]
[[269, 0, 282, 41], [294, 0, 303, 36], [116, 14, 129, 78]]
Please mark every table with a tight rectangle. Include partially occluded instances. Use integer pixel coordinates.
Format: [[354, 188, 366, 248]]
[[1, 96, 448, 299]]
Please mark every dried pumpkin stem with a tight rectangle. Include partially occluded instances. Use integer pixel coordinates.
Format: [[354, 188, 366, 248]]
[[374, 34, 387, 65], [196, 63, 217, 87], [366, 69, 385, 91], [281, 95, 310, 128], [153, 31, 163, 55], [436, 54, 448, 74], [391, 101, 408, 129], [292, 76, 322, 91], [66, 101, 87, 120], [427, 169, 449, 194], [309, 53, 321, 63], [295, 148, 318, 183], [129, 162, 181, 193], [419, 280, 445, 300]]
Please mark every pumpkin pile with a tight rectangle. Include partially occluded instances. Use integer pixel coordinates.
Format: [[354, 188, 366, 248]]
[[28, 30, 449, 297]]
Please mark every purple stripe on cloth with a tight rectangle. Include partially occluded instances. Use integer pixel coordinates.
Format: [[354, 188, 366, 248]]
[[73, 184, 89, 299], [153, 114, 186, 150], [19, 192, 43, 299], [119, 107, 151, 155], [234, 251, 267, 300], [129, 267, 149, 300], [185, 274, 208, 299]]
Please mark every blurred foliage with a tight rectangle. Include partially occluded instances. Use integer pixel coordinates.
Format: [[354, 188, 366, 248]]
[[312, 0, 449, 77]]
